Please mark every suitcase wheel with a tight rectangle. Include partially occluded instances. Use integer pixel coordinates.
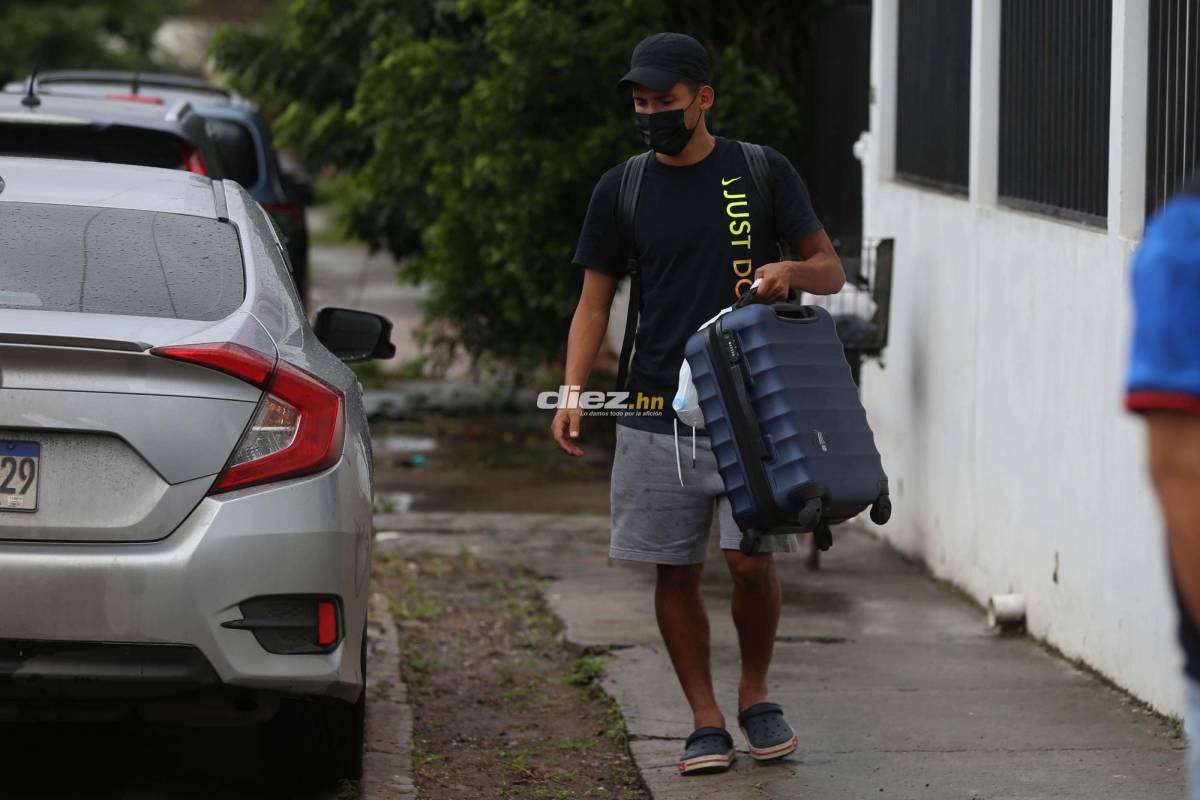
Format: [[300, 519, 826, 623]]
[[814, 523, 833, 552], [740, 530, 762, 556], [797, 497, 823, 529], [870, 495, 892, 525]]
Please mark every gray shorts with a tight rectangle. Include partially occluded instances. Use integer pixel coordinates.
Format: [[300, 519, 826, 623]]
[[609, 423, 800, 565]]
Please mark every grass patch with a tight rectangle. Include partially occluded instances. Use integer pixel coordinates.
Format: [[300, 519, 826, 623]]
[[412, 735, 444, 781], [600, 692, 629, 743], [390, 595, 446, 621], [566, 653, 608, 687]]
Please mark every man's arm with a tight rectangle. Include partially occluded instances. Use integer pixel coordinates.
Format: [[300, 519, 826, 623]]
[[753, 228, 845, 302], [1146, 411, 1200, 628], [551, 268, 617, 456]]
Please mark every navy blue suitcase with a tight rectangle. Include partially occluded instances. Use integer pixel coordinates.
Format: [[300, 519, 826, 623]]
[[684, 290, 892, 555]]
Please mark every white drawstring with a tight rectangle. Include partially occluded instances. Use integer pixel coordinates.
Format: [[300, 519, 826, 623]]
[[673, 419, 700, 486], [673, 418, 684, 486]]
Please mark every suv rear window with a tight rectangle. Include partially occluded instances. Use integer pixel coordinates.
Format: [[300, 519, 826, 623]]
[[0, 202, 244, 320], [0, 123, 190, 171]]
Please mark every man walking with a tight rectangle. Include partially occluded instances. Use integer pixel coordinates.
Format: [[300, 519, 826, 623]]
[[1127, 175, 1200, 799], [551, 32, 844, 774]]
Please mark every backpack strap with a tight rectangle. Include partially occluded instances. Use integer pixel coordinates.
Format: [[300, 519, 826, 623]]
[[739, 141, 773, 213], [739, 141, 788, 259], [615, 150, 651, 390]]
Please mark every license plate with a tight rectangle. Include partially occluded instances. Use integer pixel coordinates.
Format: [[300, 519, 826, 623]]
[[0, 440, 39, 512]]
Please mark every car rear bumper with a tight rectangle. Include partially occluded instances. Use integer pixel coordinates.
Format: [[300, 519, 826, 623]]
[[0, 640, 219, 701], [0, 455, 372, 704]]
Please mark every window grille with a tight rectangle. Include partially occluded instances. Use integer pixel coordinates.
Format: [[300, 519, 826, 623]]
[[999, 0, 1113, 226], [895, 0, 972, 193], [1147, 0, 1200, 212]]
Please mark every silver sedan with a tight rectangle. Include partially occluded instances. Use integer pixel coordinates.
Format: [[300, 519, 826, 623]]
[[0, 157, 392, 782]]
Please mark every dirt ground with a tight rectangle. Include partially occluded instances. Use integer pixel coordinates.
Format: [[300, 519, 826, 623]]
[[373, 549, 649, 800]]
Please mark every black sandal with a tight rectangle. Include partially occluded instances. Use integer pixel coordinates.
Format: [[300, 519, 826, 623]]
[[677, 726, 736, 775], [737, 702, 798, 761]]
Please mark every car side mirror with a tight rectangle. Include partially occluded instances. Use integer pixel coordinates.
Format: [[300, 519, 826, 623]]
[[313, 307, 396, 362]]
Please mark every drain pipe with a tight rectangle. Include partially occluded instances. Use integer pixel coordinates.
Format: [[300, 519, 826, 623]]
[[987, 593, 1026, 633]]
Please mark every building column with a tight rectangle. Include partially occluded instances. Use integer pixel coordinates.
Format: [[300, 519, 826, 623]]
[[969, 0, 1001, 207], [1109, 0, 1150, 239], [864, 0, 898, 237]]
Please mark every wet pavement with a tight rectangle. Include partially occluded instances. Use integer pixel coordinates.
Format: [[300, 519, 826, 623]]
[[371, 510, 1188, 800]]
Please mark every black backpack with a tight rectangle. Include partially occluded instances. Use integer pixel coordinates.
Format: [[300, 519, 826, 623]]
[[614, 141, 778, 389]]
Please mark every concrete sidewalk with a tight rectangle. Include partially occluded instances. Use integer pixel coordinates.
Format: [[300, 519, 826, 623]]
[[373, 511, 1186, 799]]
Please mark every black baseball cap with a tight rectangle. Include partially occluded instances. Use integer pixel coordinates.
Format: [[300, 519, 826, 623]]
[[616, 32, 712, 92]]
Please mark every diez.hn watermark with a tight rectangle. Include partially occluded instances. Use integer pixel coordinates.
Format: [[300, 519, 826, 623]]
[[538, 386, 665, 417]]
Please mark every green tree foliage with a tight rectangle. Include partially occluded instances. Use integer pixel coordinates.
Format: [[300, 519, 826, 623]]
[[213, 0, 822, 374], [0, 0, 184, 84]]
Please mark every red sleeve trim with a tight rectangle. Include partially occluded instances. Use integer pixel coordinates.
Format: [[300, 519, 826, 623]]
[[1126, 390, 1200, 415]]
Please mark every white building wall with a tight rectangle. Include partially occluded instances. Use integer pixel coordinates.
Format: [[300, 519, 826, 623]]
[[862, 0, 1184, 715]]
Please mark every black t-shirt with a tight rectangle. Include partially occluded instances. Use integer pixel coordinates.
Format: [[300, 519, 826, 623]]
[[572, 136, 822, 434]]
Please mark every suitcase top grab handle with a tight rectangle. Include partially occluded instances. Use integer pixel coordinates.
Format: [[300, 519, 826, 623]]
[[733, 285, 817, 323]]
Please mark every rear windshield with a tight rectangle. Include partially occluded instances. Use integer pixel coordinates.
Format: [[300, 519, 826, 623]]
[[0, 202, 244, 320], [0, 123, 188, 171]]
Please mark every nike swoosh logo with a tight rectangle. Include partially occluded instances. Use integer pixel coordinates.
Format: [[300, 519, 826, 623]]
[[722, 177, 742, 186]]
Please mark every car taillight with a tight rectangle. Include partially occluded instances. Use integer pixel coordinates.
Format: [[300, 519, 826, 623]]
[[316, 599, 338, 647], [177, 140, 208, 176], [151, 343, 344, 493]]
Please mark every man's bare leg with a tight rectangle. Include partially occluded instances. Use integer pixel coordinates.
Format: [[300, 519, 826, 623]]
[[656, 562, 725, 730], [723, 550, 781, 710]]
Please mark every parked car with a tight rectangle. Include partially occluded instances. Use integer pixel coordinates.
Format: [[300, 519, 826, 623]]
[[0, 89, 226, 177], [0, 157, 393, 782], [9, 70, 313, 306]]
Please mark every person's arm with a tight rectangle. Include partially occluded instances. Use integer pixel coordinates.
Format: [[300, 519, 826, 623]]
[[753, 228, 845, 301], [1127, 185, 1200, 622], [749, 147, 845, 302], [555, 167, 624, 456], [1146, 412, 1200, 627], [551, 269, 617, 456]]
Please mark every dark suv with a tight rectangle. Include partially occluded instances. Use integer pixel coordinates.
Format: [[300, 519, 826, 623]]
[[0, 90, 226, 177]]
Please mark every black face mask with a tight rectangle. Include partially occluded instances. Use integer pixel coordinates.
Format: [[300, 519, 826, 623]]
[[634, 92, 701, 156]]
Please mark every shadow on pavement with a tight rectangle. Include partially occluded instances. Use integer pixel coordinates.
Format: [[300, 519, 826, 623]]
[[0, 720, 344, 799]]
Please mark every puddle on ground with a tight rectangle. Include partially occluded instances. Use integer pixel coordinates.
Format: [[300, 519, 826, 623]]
[[377, 435, 439, 454], [372, 413, 614, 515], [373, 490, 420, 514]]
